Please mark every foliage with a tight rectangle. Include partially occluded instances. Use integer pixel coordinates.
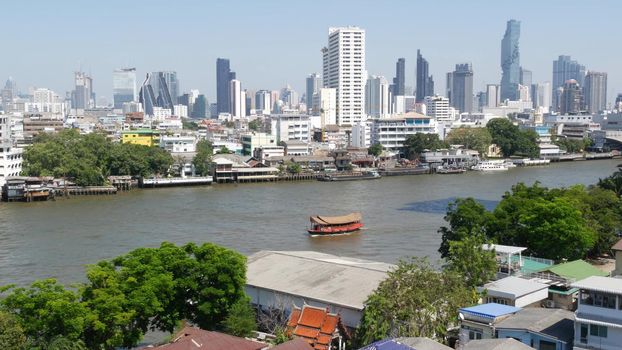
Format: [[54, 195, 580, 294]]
[[368, 143, 383, 157], [555, 137, 591, 153], [182, 119, 199, 131], [402, 133, 447, 159], [598, 169, 622, 197], [192, 140, 213, 176], [286, 162, 302, 174], [248, 119, 261, 132], [273, 326, 292, 345], [223, 120, 235, 128], [0, 310, 26, 349], [23, 129, 174, 185], [445, 234, 497, 288], [354, 258, 478, 346], [0, 279, 88, 348], [438, 198, 491, 258], [47, 336, 87, 350], [218, 145, 231, 154], [222, 298, 257, 338], [445, 127, 492, 156], [486, 118, 539, 158]]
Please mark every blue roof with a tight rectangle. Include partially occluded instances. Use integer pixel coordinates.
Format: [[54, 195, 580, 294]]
[[359, 339, 414, 350], [459, 303, 521, 320]]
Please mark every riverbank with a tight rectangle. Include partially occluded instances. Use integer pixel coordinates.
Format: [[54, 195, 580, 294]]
[[0, 158, 619, 286]]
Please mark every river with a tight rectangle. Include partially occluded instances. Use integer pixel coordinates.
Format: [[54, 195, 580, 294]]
[[0, 159, 619, 286]]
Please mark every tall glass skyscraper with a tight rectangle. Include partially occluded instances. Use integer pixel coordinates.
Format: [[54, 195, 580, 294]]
[[216, 58, 235, 114], [391, 58, 406, 97], [306, 73, 322, 113], [500, 19, 520, 101], [112, 68, 136, 109], [552, 55, 586, 111], [416, 50, 434, 103], [450, 63, 474, 114], [584, 71, 607, 114]]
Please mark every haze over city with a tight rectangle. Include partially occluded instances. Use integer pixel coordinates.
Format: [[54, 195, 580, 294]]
[[2, 0, 621, 103]]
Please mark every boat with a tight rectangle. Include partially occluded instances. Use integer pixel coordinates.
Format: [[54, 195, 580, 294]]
[[436, 165, 466, 174], [503, 161, 517, 168], [318, 170, 381, 182], [513, 158, 551, 166], [378, 164, 430, 176], [308, 212, 363, 236], [471, 160, 508, 172]]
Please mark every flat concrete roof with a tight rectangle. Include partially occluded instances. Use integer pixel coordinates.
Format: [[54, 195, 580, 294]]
[[572, 276, 622, 294], [480, 276, 549, 299], [482, 244, 527, 255], [246, 251, 394, 310]]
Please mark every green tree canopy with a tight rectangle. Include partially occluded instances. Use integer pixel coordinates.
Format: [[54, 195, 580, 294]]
[[402, 133, 447, 159], [192, 140, 213, 176], [445, 127, 492, 155], [248, 119, 261, 132], [486, 118, 539, 158], [0, 310, 26, 349], [222, 298, 257, 338], [598, 169, 622, 197], [445, 234, 497, 288], [438, 198, 491, 258], [354, 258, 478, 346], [368, 143, 383, 157]]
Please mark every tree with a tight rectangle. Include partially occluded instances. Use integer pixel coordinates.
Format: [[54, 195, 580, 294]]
[[445, 127, 492, 155], [0, 311, 26, 350], [486, 118, 539, 158], [445, 234, 497, 288], [192, 140, 213, 176], [598, 169, 622, 197], [222, 298, 257, 337], [286, 162, 302, 174], [0, 279, 89, 348], [402, 133, 447, 159], [248, 119, 261, 132], [438, 198, 491, 258], [354, 258, 477, 346], [218, 145, 231, 154], [182, 119, 199, 131], [368, 143, 383, 157]]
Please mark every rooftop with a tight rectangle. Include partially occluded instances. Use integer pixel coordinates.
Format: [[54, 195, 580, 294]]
[[539, 259, 608, 281], [246, 251, 394, 310], [286, 304, 348, 350], [147, 326, 266, 350], [463, 338, 532, 350], [358, 338, 452, 350], [496, 308, 574, 344], [271, 338, 313, 350], [482, 244, 527, 255], [572, 276, 622, 294], [459, 303, 521, 320], [479, 276, 549, 299]]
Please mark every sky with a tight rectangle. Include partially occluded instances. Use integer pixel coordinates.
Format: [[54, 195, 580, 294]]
[[2, 0, 620, 105]]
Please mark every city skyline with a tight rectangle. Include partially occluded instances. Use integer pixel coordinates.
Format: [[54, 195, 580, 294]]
[[1, 0, 620, 104]]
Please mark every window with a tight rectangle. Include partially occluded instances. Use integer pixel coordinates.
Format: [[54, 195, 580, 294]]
[[590, 324, 607, 338]]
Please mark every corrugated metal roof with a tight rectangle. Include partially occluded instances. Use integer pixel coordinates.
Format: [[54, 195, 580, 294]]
[[572, 276, 622, 294], [463, 338, 532, 350], [459, 303, 521, 319], [496, 308, 574, 344], [480, 276, 549, 299], [543, 260, 608, 281]]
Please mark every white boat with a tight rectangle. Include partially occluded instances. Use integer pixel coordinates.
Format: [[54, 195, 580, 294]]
[[472, 160, 508, 172], [504, 161, 517, 168], [514, 158, 551, 166]]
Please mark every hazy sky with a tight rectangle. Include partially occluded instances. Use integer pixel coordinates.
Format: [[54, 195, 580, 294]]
[[2, 0, 620, 104]]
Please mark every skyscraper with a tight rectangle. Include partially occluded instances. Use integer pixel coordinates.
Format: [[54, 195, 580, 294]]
[[255, 90, 271, 115], [500, 19, 521, 101], [306, 73, 322, 113], [322, 26, 366, 126], [560, 79, 583, 115], [139, 73, 156, 115], [192, 95, 208, 118], [149, 71, 178, 107], [229, 79, 244, 118], [365, 75, 390, 118], [450, 63, 474, 114], [552, 55, 586, 111], [72, 71, 93, 109], [112, 68, 137, 109], [583, 71, 607, 114], [416, 50, 434, 102], [217, 58, 235, 114], [486, 84, 500, 108], [391, 58, 406, 97]]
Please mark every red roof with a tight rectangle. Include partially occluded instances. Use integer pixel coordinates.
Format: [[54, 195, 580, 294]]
[[613, 238, 622, 251], [287, 305, 350, 350], [271, 338, 314, 350], [148, 326, 266, 350]]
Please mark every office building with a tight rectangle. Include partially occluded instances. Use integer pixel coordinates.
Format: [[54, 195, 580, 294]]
[[270, 114, 312, 143], [365, 75, 390, 118], [391, 58, 405, 97], [584, 71, 607, 114], [314, 88, 337, 127], [446, 72, 453, 102], [486, 84, 500, 108], [533, 82, 552, 113], [450, 63, 474, 114], [229, 79, 245, 119], [424, 95, 451, 122], [191, 95, 207, 118], [72, 71, 93, 109], [322, 26, 366, 126], [500, 19, 521, 101], [416, 50, 434, 102], [553, 55, 586, 111], [149, 71, 178, 107], [306, 73, 321, 113], [138, 72, 174, 116], [560, 79, 583, 115], [370, 113, 438, 153], [112, 68, 137, 109], [255, 90, 271, 115], [217, 58, 236, 114]]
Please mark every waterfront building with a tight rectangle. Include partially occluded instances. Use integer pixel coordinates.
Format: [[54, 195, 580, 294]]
[[270, 114, 312, 143], [121, 129, 160, 147], [365, 75, 390, 118], [450, 63, 474, 114], [283, 140, 310, 156], [559, 79, 583, 115], [211, 154, 279, 183], [424, 95, 452, 123], [112, 68, 136, 109], [0, 114, 22, 187], [255, 90, 271, 115], [370, 112, 439, 153], [391, 58, 405, 97], [217, 58, 235, 114], [306, 73, 322, 114], [500, 20, 521, 101], [241, 132, 276, 156], [322, 26, 366, 126], [159, 132, 197, 153], [553, 55, 586, 112], [572, 276, 622, 350], [416, 49, 434, 103], [253, 146, 285, 164], [351, 121, 371, 148], [72, 71, 93, 110], [245, 250, 393, 328], [583, 71, 607, 114]]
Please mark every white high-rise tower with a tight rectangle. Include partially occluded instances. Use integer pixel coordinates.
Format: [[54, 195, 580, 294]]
[[322, 26, 366, 126]]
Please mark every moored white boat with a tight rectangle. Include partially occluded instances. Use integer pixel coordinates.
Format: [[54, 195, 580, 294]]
[[472, 160, 508, 171]]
